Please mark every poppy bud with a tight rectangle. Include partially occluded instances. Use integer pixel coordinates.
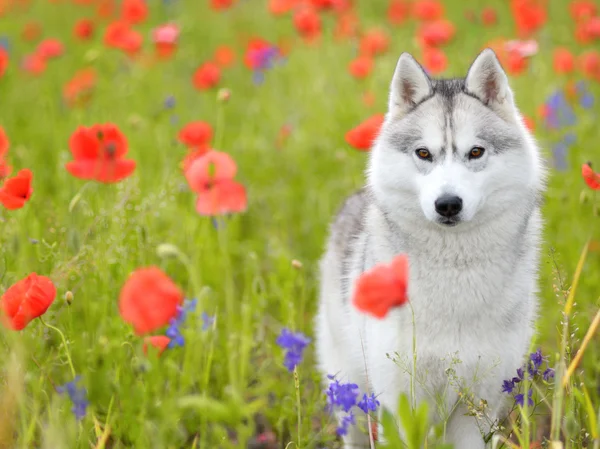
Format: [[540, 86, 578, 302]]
[[65, 291, 74, 305]]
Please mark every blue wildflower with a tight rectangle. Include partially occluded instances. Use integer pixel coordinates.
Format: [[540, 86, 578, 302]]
[[164, 95, 176, 109], [501, 379, 515, 394], [57, 376, 89, 420], [580, 93, 594, 109], [563, 133, 576, 146], [543, 367, 555, 382], [513, 367, 525, 383], [515, 388, 533, 408], [201, 311, 215, 330], [252, 71, 265, 85], [325, 375, 359, 413], [552, 143, 568, 171], [357, 393, 380, 414], [275, 328, 311, 372], [336, 411, 355, 436], [166, 298, 198, 348]]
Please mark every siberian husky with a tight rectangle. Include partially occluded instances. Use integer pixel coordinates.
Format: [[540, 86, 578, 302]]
[[315, 49, 546, 448]]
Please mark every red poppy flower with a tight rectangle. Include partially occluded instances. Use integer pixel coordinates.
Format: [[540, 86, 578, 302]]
[[121, 0, 147, 24], [345, 114, 384, 151], [66, 124, 136, 183], [268, 0, 299, 15], [22, 53, 46, 75], [193, 62, 221, 90], [511, 0, 547, 37], [0, 48, 8, 78], [553, 48, 575, 74], [348, 56, 373, 79], [195, 179, 247, 216], [570, 1, 597, 22], [360, 29, 389, 57], [96, 0, 117, 20], [293, 7, 321, 42], [143, 335, 171, 356], [214, 45, 236, 68], [37, 38, 64, 59], [178, 122, 213, 150], [1, 273, 56, 330], [413, 0, 444, 21], [73, 18, 95, 41], [481, 7, 498, 26], [243, 38, 273, 69], [153, 23, 179, 59], [522, 115, 535, 132], [119, 267, 184, 335], [417, 19, 455, 47], [353, 255, 409, 319], [580, 50, 600, 81], [0, 169, 33, 210], [422, 46, 447, 74], [0, 126, 8, 158], [334, 12, 359, 40], [185, 150, 237, 192], [63, 68, 96, 107], [584, 17, 600, 39], [388, 0, 411, 25], [211, 0, 235, 10], [582, 162, 600, 190], [0, 127, 10, 179], [21, 21, 42, 42], [506, 50, 528, 75], [0, 159, 10, 179]]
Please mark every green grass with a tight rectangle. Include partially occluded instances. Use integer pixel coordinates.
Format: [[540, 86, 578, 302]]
[[0, 0, 599, 448]]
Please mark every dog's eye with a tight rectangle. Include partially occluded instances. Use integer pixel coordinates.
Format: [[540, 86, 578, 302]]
[[469, 146, 485, 159], [416, 148, 432, 161]]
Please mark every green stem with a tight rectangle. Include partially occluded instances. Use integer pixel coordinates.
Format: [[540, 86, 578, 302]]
[[409, 302, 417, 410], [39, 317, 76, 378], [214, 100, 226, 150], [294, 367, 302, 449]]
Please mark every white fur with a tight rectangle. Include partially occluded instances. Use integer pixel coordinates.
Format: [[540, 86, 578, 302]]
[[315, 49, 546, 448]]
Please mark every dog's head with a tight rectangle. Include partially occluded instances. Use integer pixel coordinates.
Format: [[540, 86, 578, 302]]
[[368, 49, 545, 230]]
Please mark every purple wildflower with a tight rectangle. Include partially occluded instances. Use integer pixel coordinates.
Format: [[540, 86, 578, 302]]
[[336, 411, 355, 436], [513, 367, 525, 383], [276, 328, 311, 372], [357, 393, 380, 414], [543, 367, 555, 382], [552, 143, 568, 171], [515, 388, 533, 408], [326, 376, 359, 413], [166, 298, 197, 348], [57, 376, 88, 420], [164, 95, 176, 109], [501, 379, 515, 394], [201, 312, 215, 330], [580, 93, 594, 109]]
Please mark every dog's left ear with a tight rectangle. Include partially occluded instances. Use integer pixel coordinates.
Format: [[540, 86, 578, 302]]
[[465, 49, 517, 122]]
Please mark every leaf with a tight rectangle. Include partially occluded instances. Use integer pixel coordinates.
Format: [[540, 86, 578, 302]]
[[380, 407, 405, 449]]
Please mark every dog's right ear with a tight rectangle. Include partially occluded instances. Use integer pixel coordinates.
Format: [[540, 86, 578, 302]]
[[388, 53, 433, 117]]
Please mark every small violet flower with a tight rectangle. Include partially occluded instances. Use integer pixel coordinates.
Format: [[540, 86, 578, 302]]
[[515, 388, 534, 408], [57, 376, 89, 420], [275, 328, 311, 372]]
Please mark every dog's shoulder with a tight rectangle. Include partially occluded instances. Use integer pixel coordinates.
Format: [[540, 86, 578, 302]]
[[327, 187, 370, 256]]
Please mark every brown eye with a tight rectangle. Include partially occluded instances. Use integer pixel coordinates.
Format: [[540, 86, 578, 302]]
[[416, 148, 432, 161], [469, 146, 485, 159]]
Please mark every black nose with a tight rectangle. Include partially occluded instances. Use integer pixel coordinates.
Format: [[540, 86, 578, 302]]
[[435, 195, 463, 217]]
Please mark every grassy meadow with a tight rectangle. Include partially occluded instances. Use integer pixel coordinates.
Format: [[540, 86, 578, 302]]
[[0, 0, 599, 448]]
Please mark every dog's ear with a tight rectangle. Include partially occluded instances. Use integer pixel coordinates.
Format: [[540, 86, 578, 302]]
[[388, 53, 433, 117], [465, 48, 516, 121]]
